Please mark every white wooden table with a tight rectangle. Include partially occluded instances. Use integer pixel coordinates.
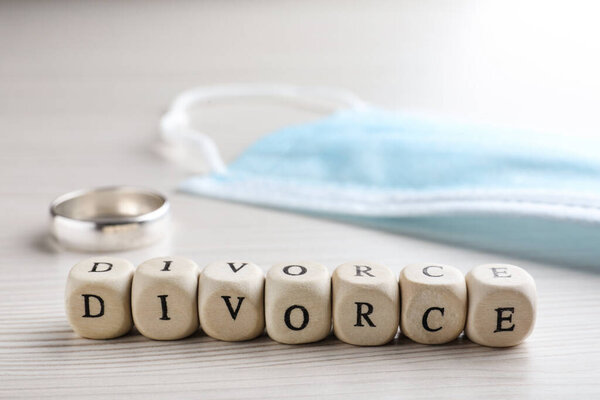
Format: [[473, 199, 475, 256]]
[[2, 1, 600, 398]]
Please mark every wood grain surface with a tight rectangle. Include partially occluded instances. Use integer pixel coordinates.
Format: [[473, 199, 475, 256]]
[[2, 1, 600, 398]]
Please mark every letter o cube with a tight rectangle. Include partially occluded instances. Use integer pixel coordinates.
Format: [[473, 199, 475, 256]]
[[466, 264, 537, 347], [332, 262, 399, 346], [265, 262, 331, 344], [132, 256, 200, 340], [199, 261, 265, 341], [65, 257, 135, 339], [399, 263, 467, 344]]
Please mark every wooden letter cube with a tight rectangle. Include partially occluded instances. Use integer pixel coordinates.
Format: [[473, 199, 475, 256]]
[[132, 256, 200, 340], [332, 262, 399, 346], [466, 264, 537, 347], [399, 263, 467, 344], [265, 262, 331, 344], [65, 257, 135, 339], [199, 261, 265, 341]]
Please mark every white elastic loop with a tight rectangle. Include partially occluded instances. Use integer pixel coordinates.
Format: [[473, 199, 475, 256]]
[[159, 84, 367, 174]]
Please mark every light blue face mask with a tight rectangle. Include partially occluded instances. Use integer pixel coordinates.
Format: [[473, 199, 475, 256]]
[[161, 84, 600, 269]]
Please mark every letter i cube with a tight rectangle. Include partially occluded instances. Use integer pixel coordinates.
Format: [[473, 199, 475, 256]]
[[466, 264, 537, 347], [65, 257, 135, 339], [132, 256, 200, 340]]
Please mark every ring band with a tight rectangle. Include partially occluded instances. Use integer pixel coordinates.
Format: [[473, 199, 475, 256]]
[[50, 186, 170, 252]]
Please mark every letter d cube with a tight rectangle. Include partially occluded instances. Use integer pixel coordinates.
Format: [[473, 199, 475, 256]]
[[65, 257, 135, 339]]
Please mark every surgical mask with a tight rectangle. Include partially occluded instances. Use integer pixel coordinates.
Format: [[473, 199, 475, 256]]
[[160, 84, 600, 269]]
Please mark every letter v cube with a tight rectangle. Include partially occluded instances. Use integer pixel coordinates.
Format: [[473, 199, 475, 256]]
[[198, 261, 265, 341]]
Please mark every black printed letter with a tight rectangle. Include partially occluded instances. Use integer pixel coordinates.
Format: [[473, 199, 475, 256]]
[[284, 305, 309, 330], [161, 260, 172, 271], [227, 262, 248, 273], [490, 267, 512, 278], [158, 295, 170, 320], [221, 296, 245, 320], [422, 266, 443, 277], [354, 302, 376, 327], [355, 265, 375, 277], [494, 307, 515, 332], [89, 262, 112, 273], [282, 265, 307, 276], [422, 307, 444, 332], [82, 294, 104, 318]]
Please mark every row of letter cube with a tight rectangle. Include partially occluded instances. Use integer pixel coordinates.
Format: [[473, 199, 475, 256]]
[[66, 257, 537, 347]]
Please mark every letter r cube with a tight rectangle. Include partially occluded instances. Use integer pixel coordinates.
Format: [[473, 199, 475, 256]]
[[332, 262, 399, 346]]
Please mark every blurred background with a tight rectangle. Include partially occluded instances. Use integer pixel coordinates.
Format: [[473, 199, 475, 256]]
[[4, 0, 600, 265], [3, 0, 600, 175]]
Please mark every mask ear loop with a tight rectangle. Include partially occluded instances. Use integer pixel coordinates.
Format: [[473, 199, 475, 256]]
[[159, 84, 368, 174]]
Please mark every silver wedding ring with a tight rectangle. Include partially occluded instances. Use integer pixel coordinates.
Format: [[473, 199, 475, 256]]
[[50, 186, 170, 252]]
